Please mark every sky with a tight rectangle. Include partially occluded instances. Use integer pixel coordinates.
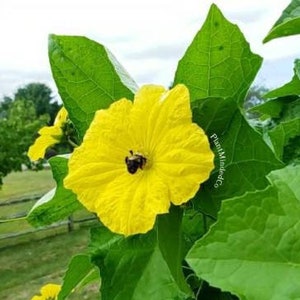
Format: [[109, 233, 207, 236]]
[[0, 0, 299, 100]]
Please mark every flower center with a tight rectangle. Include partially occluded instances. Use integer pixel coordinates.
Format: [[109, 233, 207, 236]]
[[125, 150, 147, 174]]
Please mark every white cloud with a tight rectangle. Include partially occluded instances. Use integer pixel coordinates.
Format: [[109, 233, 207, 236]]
[[0, 0, 298, 98]]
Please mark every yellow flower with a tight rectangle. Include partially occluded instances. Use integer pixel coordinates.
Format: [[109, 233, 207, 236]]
[[31, 283, 61, 300], [64, 84, 214, 236], [28, 107, 68, 161]]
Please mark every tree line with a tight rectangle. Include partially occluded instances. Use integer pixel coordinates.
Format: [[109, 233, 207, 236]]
[[0, 83, 61, 185]]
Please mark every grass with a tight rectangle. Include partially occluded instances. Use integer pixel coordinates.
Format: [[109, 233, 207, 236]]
[[0, 227, 100, 300], [0, 170, 55, 241], [0, 169, 55, 202], [0, 170, 100, 299]]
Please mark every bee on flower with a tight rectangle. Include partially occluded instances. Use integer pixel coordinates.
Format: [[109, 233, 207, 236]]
[[64, 84, 215, 236]]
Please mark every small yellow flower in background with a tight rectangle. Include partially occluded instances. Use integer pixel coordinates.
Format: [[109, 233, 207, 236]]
[[28, 107, 68, 161], [31, 283, 61, 300], [64, 84, 214, 236]]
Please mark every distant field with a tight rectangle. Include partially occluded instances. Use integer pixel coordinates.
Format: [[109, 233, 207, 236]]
[[0, 169, 56, 241], [0, 169, 95, 247], [0, 169, 55, 201], [0, 169, 55, 202]]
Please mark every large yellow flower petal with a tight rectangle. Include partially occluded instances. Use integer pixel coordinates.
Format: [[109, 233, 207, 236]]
[[64, 99, 133, 212], [130, 84, 214, 205], [95, 170, 170, 235], [129, 84, 191, 152], [64, 84, 214, 236], [155, 123, 214, 205]]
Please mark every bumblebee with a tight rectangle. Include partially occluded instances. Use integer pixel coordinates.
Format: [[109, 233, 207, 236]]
[[125, 150, 147, 174]]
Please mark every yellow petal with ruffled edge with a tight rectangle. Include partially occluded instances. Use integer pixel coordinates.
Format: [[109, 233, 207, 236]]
[[130, 84, 214, 205], [64, 84, 214, 236], [28, 126, 62, 161], [28, 107, 68, 161], [31, 283, 61, 300]]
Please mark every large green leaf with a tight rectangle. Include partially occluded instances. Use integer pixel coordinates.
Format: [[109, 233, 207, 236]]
[[192, 109, 283, 217], [187, 165, 300, 300], [90, 207, 191, 300], [172, 4, 275, 219], [174, 4, 262, 106], [48, 35, 138, 139], [26, 156, 82, 226], [58, 254, 99, 300], [263, 0, 300, 43]]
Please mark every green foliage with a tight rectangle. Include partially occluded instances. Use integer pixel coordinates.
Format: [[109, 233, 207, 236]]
[[263, 0, 300, 43], [173, 5, 282, 217], [187, 165, 300, 300], [14, 82, 60, 124], [250, 60, 300, 163], [58, 254, 99, 300], [244, 85, 270, 119], [48, 35, 138, 140], [90, 207, 191, 300], [174, 4, 262, 106], [0, 99, 48, 185], [23, 2, 300, 299], [27, 156, 82, 226], [0, 82, 61, 185]]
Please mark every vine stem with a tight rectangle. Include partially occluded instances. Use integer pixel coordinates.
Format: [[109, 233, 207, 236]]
[[68, 137, 79, 148], [0, 216, 27, 223]]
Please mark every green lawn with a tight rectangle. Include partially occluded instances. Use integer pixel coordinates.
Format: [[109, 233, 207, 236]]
[[0, 227, 100, 300], [0, 169, 55, 202], [0, 170, 56, 240], [0, 170, 100, 299]]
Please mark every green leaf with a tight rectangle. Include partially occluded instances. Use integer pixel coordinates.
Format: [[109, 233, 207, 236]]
[[263, 75, 300, 100], [191, 97, 237, 136], [174, 4, 262, 106], [248, 99, 283, 119], [90, 207, 191, 300], [182, 206, 208, 255], [263, 0, 300, 43], [192, 110, 283, 217], [187, 165, 300, 300], [264, 75, 300, 99], [156, 205, 190, 294], [268, 117, 300, 158], [249, 63, 300, 119], [175, 3, 280, 224], [26, 156, 82, 226], [58, 254, 99, 300], [48, 34, 138, 139]]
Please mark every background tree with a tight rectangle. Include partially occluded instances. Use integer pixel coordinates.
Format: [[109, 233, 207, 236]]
[[0, 96, 13, 119], [14, 82, 60, 124], [0, 82, 60, 185], [244, 84, 269, 119]]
